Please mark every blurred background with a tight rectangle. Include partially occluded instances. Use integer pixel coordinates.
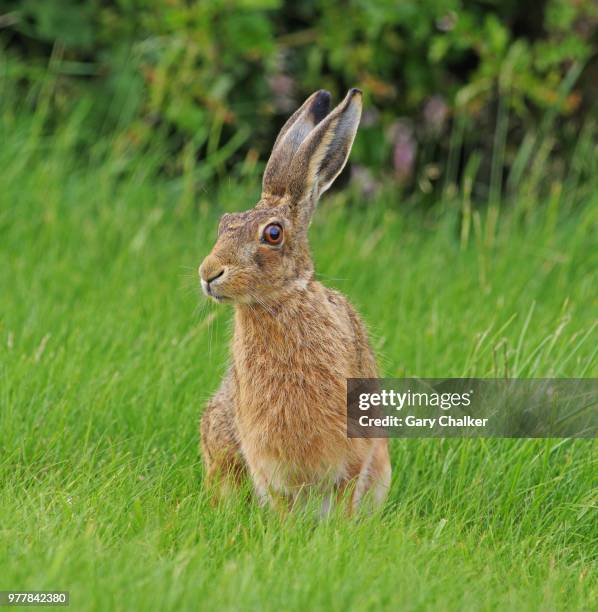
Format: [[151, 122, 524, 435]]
[[1, 0, 597, 206]]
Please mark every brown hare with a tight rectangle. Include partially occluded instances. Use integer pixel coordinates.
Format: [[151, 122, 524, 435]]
[[199, 89, 391, 513]]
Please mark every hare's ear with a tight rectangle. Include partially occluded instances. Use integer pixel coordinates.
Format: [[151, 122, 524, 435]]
[[285, 88, 362, 225], [262, 90, 331, 197]]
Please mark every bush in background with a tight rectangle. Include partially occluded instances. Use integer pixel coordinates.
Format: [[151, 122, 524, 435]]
[[1, 0, 597, 203]]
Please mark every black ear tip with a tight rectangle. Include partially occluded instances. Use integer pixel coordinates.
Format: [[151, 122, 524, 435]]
[[349, 87, 363, 97], [315, 89, 331, 103], [311, 90, 331, 123]]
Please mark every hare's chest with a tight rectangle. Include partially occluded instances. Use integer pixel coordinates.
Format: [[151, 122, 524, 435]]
[[231, 305, 351, 478], [234, 371, 348, 484]]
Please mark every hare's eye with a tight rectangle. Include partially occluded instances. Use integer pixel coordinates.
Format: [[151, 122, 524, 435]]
[[262, 223, 283, 246]]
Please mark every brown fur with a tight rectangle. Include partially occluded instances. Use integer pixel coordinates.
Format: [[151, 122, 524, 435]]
[[198, 89, 391, 512]]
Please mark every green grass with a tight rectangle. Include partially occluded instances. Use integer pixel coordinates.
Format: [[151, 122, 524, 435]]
[[0, 111, 597, 611]]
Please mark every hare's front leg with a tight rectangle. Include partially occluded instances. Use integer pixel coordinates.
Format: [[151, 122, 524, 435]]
[[337, 440, 391, 514], [248, 466, 274, 507], [352, 440, 391, 511], [240, 451, 294, 512], [200, 369, 246, 500]]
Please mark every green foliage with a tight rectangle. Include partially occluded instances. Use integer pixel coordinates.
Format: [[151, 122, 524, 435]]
[[1, 0, 596, 195]]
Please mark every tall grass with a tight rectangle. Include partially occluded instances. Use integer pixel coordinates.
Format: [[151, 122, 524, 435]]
[[0, 92, 596, 610]]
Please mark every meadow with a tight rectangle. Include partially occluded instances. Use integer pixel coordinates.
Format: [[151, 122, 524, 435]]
[[0, 106, 597, 610]]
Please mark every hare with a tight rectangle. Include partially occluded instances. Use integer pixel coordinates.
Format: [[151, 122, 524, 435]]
[[199, 89, 391, 513]]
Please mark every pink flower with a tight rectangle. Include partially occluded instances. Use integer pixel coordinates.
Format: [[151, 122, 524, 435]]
[[389, 121, 417, 182]]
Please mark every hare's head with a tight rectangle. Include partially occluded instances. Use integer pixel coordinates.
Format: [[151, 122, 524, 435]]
[[199, 89, 362, 304]]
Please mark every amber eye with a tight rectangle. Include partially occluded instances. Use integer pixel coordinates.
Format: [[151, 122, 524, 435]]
[[262, 223, 283, 245]]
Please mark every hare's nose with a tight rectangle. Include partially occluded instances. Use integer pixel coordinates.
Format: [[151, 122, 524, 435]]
[[206, 269, 225, 284], [199, 259, 225, 284]]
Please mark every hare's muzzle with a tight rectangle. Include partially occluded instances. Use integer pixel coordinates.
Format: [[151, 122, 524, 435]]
[[199, 257, 226, 299]]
